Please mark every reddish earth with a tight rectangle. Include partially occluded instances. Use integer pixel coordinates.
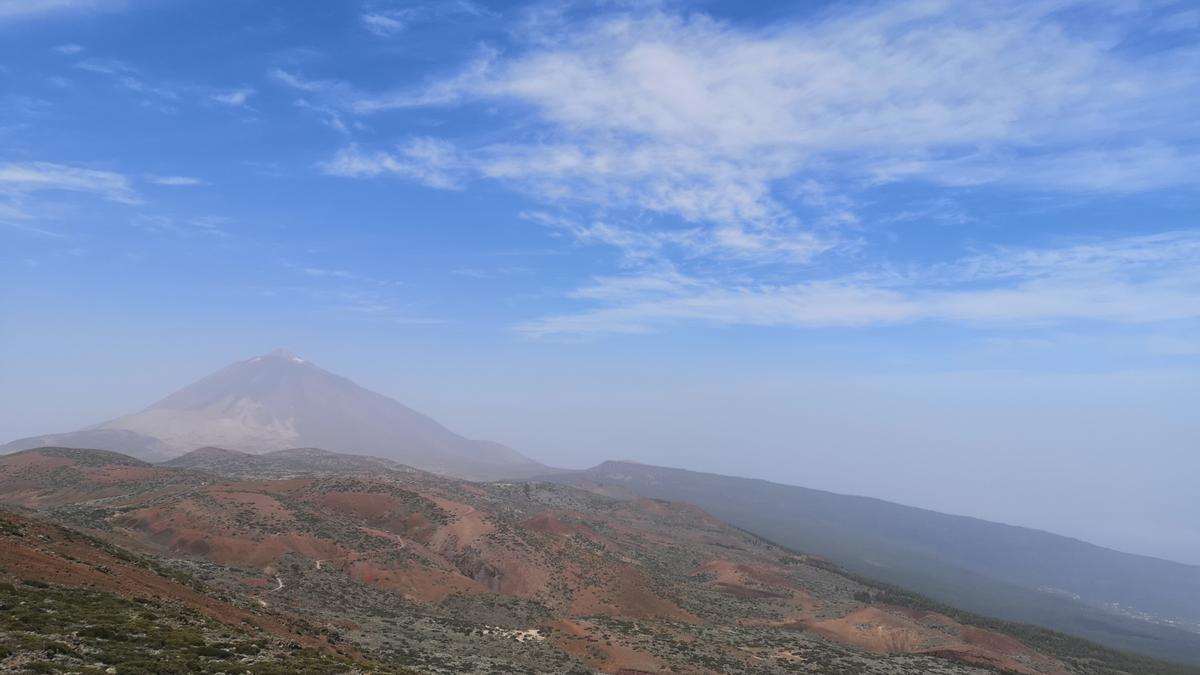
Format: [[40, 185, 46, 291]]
[[804, 606, 1071, 675], [0, 448, 184, 508], [0, 509, 344, 655], [549, 619, 673, 674], [0, 447, 1079, 675], [697, 559, 800, 601]]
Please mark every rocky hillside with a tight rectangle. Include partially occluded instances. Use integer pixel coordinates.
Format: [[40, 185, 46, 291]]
[[0, 509, 409, 674], [1, 447, 1193, 675]]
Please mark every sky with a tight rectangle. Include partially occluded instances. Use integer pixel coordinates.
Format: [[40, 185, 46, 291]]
[[0, 0, 1197, 563]]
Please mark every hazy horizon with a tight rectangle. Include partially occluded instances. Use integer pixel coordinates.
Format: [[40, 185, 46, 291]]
[[4, 345, 1197, 567], [2, 0, 1198, 568]]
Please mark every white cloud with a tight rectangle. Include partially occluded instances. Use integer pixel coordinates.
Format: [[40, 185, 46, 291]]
[[362, 12, 406, 36], [52, 43, 84, 54], [210, 87, 255, 108], [520, 209, 832, 265], [871, 143, 1200, 193], [269, 68, 326, 93], [1, 220, 68, 238], [360, 1, 495, 37], [308, 1, 1200, 337], [131, 214, 229, 237], [74, 58, 180, 104], [323, 1, 1199, 266], [451, 266, 533, 279], [475, 3, 1195, 194], [320, 139, 467, 190], [519, 232, 1200, 336], [0, 161, 139, 204], [0, 0, 124, 20], [272, 50, 497, 115], [302, 267, 352, 279], [148, 175, 206, 187]]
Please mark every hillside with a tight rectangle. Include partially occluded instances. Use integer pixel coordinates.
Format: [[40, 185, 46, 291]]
[[0, 508, 409, 673], [0, 349, 548, 480], [162, 446, 418, 478], [546, 461, 1200, 664], [2, 447, 1195, 674]]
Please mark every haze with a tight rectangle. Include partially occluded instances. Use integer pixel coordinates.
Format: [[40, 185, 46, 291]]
[[2, 0, 1198, 568]]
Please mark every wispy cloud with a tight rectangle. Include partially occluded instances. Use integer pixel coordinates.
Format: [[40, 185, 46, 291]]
[[321, 0, 1199, 274], [359, 0, 495, 37], [76, 57, 262, 114], [520, 210, 833, 266], [132, 214, 230, 237], [451, 266, 533, 279], [320, 139, 466, 190], [147, 175, 207, 187], [1, 220, 69, 239], [270, 48, 496, 115], [362, 12, 405, 36], [209, 87, 255, 108], [52, 43, 84, 54], [870, 143, 1200, 193], [0, 161, 140, 204], [293, 1, 1200, 340], [519, 232, 1200, 336], [302, 266, 353, 279], [268, 68, 348, 96], [0, 0, 125, 21], [74, 58, 180, 106], [286, 265, 443, 323]]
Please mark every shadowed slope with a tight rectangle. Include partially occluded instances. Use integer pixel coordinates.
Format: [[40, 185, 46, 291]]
[[547, 461, 1200, 665]]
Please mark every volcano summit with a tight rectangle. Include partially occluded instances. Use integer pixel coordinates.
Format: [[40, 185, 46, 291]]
[[0, 349, 547, 480]]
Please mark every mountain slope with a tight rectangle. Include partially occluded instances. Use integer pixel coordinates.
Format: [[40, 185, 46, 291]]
[[0, 349, 547, 480], [545, 461, 1200, 665], [162, 445, 418, 478], [7, 447, 1189, 674], [0, 508, 411, 674]]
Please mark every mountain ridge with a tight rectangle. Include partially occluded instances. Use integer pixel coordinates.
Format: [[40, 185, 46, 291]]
[[545, 460, 1200, 664]]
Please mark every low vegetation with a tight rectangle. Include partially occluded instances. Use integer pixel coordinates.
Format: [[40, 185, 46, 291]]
[[0, 581, 411, 674]]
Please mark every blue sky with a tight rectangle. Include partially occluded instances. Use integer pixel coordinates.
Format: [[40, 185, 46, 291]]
[[1, 0, 1198, 562]]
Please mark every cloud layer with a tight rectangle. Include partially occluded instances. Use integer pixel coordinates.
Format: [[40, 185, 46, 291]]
[[296, 0, 1200, 336], [517, 232, 1200, 335], [318, 2, 1198, 225]]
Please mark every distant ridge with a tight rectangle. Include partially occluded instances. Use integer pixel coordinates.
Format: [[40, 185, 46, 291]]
[[0, 350, 549, 480], [548, 460, 1200, 664]]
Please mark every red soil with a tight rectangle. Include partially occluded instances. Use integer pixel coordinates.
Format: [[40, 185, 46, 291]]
[[0, 510, 342, 654]]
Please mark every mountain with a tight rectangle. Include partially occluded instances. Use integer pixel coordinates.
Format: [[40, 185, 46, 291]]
[[5, 447, 1194, 675], [0, 349, 548, 480], [544, 461, 1200, 665]]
